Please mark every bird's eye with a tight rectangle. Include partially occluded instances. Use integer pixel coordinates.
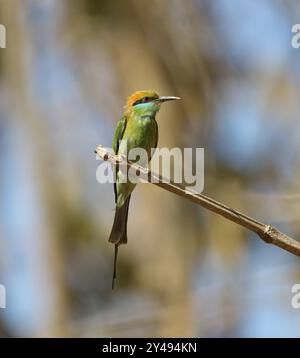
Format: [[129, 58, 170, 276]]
[[133, 96, 155, 106]]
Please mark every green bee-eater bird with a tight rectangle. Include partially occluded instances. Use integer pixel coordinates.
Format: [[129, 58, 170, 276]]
[[109, 90, 180, 288]]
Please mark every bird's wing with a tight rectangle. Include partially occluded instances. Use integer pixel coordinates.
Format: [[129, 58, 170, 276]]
[[154, 119, 159, 150], [112, 115, 127, 154], [112, 115, 127, 203]]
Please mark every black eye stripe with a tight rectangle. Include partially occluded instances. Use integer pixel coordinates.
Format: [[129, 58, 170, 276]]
[[133, 96, 157, 106]]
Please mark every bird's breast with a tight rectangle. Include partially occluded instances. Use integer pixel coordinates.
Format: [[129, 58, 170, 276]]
[[122, 116, 158, 156]]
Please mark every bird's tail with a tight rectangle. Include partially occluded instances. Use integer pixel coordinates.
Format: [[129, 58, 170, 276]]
[[109, 196, 131, 289], [109, 196, 131, 245]]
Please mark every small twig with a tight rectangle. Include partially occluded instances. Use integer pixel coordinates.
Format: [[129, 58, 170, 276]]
[[95, 145, 300, 258]]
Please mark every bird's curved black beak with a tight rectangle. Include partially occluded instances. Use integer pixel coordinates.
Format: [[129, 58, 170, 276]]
[[157, 96, 181, 103]]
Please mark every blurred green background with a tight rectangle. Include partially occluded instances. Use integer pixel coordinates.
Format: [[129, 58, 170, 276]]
[[0, 0, 300, 337]]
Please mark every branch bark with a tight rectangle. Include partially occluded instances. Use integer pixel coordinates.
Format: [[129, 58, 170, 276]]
[[95, 145, 300, 258]]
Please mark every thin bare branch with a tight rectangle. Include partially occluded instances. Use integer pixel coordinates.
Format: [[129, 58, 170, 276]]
[[95, 145, 300, 258]]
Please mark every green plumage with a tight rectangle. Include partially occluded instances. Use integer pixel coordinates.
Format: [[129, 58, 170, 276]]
[[108, 90, 179, 289], [109, 101, 159, 246], [113, 112, 158, 208]]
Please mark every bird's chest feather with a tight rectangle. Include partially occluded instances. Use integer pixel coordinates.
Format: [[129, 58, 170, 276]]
[[124, 116, 158, 151]]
